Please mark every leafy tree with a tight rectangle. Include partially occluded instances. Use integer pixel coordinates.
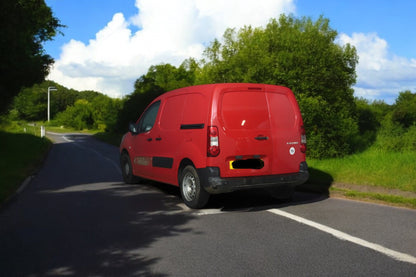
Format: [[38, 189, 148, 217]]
[[55, 99, 94, 130], [90, 95, 123, 130], [12, 84, 47, 121], [0, 0, 63, 113], [353, 98, 382, 151], [11, 81, 121, 131], [392, 90, 416, 128], [199, 15, 359, 158]]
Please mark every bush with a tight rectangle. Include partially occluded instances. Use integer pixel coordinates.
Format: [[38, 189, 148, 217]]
[[55, 99, 94, 130], [298, 95, 359, 158], [374, 113, 416, 152]]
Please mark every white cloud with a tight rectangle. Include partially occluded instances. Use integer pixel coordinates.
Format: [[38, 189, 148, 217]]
[[338, 32, 416, 103], [48, 0, 295, 98]]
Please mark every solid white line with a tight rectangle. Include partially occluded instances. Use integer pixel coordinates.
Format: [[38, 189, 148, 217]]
[[268, 208, 416, 265]]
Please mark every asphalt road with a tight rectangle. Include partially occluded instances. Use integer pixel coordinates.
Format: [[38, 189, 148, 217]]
[[0, 133, 415, 276]]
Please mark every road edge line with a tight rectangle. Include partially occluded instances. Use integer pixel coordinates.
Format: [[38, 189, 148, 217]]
[[268, 208, 416, 265]]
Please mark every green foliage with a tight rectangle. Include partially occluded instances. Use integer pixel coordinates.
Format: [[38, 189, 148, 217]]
[[12, 81, 81, 121], [11, 84, 47, 121], [55, 99, 94, 130], [308, 149, 416, 192], [353, 92, 415, 152], [298, 95, 358, 158], [11, 81, 121, 131], [54, 96, 122, 131], [375, 115, 416, 152], [0, 123, 52, 204], [392, 90, 416, 128], [0, 0, 64, 113]]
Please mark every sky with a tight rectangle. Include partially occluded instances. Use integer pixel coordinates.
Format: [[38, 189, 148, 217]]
[[43, 0, 416, 103]]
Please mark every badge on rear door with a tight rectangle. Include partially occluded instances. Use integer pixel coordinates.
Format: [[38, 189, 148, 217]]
[[289, 147, 296, 155]]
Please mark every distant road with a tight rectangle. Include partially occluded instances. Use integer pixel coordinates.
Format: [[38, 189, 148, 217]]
[[0, 133, 415, 276]]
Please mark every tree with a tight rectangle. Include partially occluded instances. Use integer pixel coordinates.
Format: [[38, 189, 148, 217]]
[[0, 0, 63, 113], [392, 90, 416, 128], [199, 15, 359, 158], [55, 99, 94, 130]]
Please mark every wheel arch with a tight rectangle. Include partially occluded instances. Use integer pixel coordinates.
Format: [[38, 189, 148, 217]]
[[177, 158, 195, 184]]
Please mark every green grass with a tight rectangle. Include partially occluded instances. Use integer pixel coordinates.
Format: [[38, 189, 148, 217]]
[[308, 149, 416, 192], [0, 122, 52, 204], [305, 148, 416, 208], [45, 124, 97, 134], [331, 187, 416, 209]]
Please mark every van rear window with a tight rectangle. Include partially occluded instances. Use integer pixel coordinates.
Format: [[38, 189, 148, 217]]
[[221, 91, 270, 130]]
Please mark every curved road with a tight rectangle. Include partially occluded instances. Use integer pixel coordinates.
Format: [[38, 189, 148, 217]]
[[0, 133, 415, 276]]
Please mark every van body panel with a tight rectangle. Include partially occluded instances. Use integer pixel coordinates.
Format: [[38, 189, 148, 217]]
[[120, 83, 309, 204]]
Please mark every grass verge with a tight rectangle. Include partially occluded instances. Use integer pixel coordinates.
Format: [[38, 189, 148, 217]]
[[330, 187, 416, 209], [0, 127, 52, 205], [305, 148, 416, 209]]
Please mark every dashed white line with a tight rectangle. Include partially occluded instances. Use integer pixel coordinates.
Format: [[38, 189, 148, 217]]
[[268, 208, 416, 265]]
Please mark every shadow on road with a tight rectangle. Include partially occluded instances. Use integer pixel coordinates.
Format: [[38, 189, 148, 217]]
[[0, 141, 197, 277], [146, 178, 331, 213]]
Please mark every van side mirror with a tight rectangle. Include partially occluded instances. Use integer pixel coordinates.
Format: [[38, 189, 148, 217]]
[[129, 122, 138, 134]]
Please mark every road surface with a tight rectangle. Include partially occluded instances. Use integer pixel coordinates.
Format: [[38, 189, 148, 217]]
[[0, 133, 415, 276]]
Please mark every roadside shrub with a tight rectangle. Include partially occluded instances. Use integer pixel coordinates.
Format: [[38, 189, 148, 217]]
[[298, 95, 359, 159], [374, 114, 416, 152], [55, 99, 94, 130]]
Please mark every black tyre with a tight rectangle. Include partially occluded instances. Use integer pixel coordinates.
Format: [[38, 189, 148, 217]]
[[120, 152, 141, 184], [179, 165, 210, 209]]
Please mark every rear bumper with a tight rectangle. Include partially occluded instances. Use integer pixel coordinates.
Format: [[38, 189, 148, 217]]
[[197, 162, 309, 194]]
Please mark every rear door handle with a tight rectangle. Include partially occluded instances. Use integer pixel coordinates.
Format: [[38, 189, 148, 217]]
[[147, 138, 152, 142], [155, 137, 162, 141], [255, 136, 269, 140]]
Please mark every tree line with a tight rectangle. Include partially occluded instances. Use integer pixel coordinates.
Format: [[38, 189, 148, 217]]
[[5, 14, 416, 159], [9, 81, 122, 131]]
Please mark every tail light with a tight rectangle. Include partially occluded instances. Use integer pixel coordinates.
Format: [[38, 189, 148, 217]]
[[300, 125, 307, 153], [208, 126, 220, 157]]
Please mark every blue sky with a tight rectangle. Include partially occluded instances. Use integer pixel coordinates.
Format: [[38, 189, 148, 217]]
[[44, 0, 416, 103]]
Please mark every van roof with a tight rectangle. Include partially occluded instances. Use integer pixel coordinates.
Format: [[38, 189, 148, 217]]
[[161, 83, 292, 98]]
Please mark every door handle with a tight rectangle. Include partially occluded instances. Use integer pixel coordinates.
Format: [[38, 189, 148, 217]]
[[147, 138, 152, 142], [155, 137, 162, 141], [255, 136, 268, 140]]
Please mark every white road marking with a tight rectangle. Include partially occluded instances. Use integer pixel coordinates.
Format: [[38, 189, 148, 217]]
[[268, 208, 416, 265]]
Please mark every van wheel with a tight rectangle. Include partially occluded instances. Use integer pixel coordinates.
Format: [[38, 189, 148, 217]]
[[180, 165, 210, 209], [120, 152, 141, 184]]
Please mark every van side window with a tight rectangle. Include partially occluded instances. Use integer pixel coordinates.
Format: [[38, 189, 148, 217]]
[[138, 101, 160, 133]]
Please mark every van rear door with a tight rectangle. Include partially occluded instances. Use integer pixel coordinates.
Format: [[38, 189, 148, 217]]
[[219, 87, 273, 178], [267, 90, 303, 174], [218, 86, 302, 178]]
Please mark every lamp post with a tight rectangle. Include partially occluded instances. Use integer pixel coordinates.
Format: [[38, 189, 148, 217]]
[[47, 86, 57, 122]]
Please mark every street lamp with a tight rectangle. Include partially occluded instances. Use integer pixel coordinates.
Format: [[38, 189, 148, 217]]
[[47, 86, 58, 122]]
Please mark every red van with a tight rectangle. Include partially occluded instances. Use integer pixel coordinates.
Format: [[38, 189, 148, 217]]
[[120, 83, 309, 208]]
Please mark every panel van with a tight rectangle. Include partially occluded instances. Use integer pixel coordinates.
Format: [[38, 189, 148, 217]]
[[120, 83, 309, 208]]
